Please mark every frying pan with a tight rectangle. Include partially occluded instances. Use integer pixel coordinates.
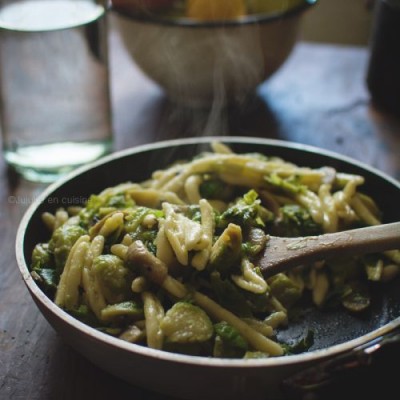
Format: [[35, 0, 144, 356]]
[[16, 137, 400, 400]]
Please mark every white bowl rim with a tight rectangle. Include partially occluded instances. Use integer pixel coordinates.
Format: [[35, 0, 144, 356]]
[[16, 135, 400, 370]]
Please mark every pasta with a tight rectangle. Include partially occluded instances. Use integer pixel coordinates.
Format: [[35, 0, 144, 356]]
[[142, 291, 165, 350], [30, 143, 400, 359]]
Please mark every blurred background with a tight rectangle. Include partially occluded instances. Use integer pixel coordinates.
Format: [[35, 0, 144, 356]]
[[302, 0, 374, 45]]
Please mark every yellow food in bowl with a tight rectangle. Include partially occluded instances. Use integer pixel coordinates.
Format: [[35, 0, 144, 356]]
[[112, 0, 310, 21], [186, 0, 306, 21], [186, 0, 247, 20]]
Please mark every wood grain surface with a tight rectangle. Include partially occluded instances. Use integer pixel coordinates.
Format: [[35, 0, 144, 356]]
[[1, 16, 400, 400]]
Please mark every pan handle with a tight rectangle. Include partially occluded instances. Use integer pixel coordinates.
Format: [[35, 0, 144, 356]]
[[281, 327, 400, 400]]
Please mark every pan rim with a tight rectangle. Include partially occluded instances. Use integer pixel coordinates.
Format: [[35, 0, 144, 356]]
[[16, 135, 400, 369]]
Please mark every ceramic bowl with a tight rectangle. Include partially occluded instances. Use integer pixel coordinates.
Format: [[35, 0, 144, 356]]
[[112, 1, 318, 107]]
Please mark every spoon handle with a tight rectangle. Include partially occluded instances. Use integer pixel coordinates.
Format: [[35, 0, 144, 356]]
[[259, 221, 400, 277]]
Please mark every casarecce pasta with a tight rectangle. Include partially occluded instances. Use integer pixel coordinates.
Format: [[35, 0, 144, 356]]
[[30, 142, 400, 358]]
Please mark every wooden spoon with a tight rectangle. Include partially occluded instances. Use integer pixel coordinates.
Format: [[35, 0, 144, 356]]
[[259, 221, 400, 277]]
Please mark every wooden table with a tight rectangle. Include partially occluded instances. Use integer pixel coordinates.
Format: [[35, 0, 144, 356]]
[[1, 21, 400, 400]]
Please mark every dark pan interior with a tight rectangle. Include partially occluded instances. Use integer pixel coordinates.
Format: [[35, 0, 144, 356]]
[[22, 139, 400, 353]]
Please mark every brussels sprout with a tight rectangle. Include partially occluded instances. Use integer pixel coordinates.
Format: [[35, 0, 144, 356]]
[[342, 282, 371, 313], [214, 322, 248, 350], [31, 243, 58, 291], [217, 190, 273, 229], [213, 322, 248, 358], [32, 243, 53, 270], [199, 176, 234, 201], [160, 302, 213, 343], [275, 204, 322, 237], [80, 193, 135, 228], [93, 255, 133, 304], [268, 273, 302, 308], [124, 207, 152, 233], [210, 272, 253, 318], [124, 207, 163, 254], [48, 224, 87, 273]]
